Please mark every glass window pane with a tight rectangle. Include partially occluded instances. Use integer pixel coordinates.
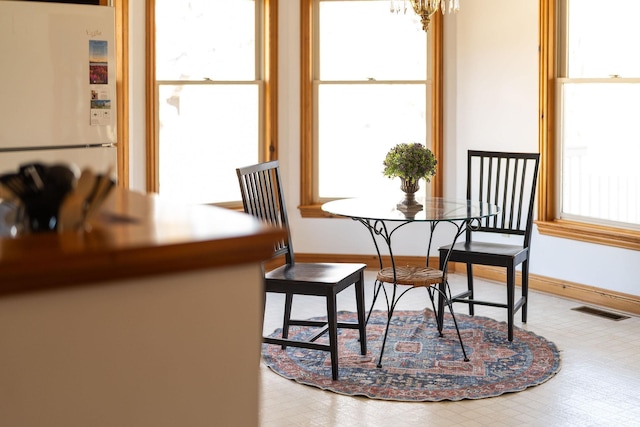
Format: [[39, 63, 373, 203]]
[[567, 0, 640, 78], [318, 84, 427, 198], [155, 0, 256, 81], [319, 1, 427, 80], [158, 84, 259, 204], [561, 83, 640, 225]]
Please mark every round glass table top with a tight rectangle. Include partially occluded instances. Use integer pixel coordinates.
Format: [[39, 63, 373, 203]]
[[321, 197, 500, 222]]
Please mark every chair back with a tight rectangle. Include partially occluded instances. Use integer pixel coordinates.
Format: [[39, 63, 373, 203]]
[[466, 150, 540, 247], [236, 161, 294, 265]]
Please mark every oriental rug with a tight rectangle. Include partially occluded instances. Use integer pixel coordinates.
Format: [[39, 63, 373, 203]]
[[262, 309, 561, 401]]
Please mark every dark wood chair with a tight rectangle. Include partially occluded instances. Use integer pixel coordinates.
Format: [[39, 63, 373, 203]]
[[236, 160, 367, 380], [438, 150, 540, 341]]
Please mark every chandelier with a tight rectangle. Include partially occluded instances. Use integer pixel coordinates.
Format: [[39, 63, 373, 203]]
[[390, 0, 460, 32]]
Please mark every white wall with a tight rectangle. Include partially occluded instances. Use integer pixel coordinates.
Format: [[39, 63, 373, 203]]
[[129, 1, 640, 297]]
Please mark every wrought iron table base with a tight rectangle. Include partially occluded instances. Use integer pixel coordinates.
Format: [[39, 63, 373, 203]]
[[356, 217, 475, 368]]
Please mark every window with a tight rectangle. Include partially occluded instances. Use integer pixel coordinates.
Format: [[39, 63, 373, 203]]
[[538, 0, 640, 249], [300, 0, 444, 217], [148, 0, 277, 206]]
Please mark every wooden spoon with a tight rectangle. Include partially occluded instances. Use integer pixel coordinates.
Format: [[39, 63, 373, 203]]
[[57, 169, 96, 232]]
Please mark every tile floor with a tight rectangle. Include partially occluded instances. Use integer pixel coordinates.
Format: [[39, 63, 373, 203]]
[[259, 272, 640, 427]]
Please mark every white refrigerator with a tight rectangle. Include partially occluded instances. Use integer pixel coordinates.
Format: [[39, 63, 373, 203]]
[[0, 1, 117, 177]]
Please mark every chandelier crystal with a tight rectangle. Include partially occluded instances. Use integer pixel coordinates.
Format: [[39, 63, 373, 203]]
[[390, 0, 460, 32]]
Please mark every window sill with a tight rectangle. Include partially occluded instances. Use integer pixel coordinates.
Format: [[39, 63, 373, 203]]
[[535, 219, 640, 251], [299, 204, 334, 219]]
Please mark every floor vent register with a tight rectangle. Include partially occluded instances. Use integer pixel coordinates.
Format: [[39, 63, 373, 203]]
[[571, 306, 630, 321]]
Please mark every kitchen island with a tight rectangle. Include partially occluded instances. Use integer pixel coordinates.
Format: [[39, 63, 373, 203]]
[[0, 188, 285, 427]]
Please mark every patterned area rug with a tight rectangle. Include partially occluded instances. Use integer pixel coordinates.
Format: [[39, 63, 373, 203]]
[[263, 309, 561, 401]]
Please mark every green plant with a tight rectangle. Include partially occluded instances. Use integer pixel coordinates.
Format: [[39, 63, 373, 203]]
[[382, 142, 437, 184]]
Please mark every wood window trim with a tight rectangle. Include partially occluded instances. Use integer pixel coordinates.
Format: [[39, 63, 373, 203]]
[[114, 0, 129, 188], [299, 2, 444, 219], [264, 0, 279, 163], [144, 0, 278, 195], [145, 0, 157, 192], [537, 0, 640, 251]]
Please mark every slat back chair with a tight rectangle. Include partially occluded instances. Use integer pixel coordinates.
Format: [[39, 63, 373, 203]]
[[439, 150, 540, 341], [236, 160, 367, 380], [237, 161, 292, 263]]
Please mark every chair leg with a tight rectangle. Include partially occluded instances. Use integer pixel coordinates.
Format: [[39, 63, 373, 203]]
[[376, 283, 400, 368], [365, 280, 384, 326], [326, 294, 339, 380], [436, 254, 447, 335], [430, 285, 469, 362], [376, 306, 394, 369], [261, 289, 267, 340], [507, 264, 515, 342], [521, 259, 529, 323], [444, 298, 470, 362], [355, 274, 367, 356], [426, 285, 440, 332], [466, 263, 475, 316], [436, 281, 446, 336], [281, 293, 293, 349]]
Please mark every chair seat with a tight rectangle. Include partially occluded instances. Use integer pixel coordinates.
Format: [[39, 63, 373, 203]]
[[376, 266, 443, 287], [441, 241, 528, 258], [266, 262, 366, 285]]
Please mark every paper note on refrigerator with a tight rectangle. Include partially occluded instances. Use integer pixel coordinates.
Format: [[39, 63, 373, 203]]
[[89, 40, 112, 126]]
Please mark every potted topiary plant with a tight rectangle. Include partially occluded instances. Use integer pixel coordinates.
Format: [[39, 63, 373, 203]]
[[382, 142, 437, 213]]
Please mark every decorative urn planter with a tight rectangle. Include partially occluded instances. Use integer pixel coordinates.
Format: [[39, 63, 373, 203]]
[[397, 178, 423, 214], [382, 142, 437, 215]]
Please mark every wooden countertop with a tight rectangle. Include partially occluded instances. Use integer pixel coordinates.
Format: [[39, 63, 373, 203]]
[[0, 188, 285, 296]]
